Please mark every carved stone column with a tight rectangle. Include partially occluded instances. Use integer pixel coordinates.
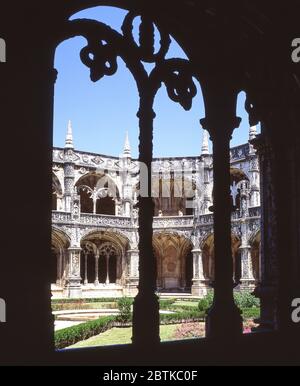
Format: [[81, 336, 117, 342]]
[[191, 248, 208, 297], [239, 245, 255, 291], [56, 248, 63, 287], [63, 150, 75, 213], [105, 254, 110, 285], [201, 112, 243, 339], [239, 213, 255, 291], [251, 134, 278, 331], [67, 247, 82, 298], [83, 250, 88, 285], [132, 106, 160, 347], [94, 251, 100, 286], [249, 154, 260, 208], [126, 249, 139, 296]]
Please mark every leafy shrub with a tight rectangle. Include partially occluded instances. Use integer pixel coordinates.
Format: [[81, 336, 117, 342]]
[[116, 297, 132, 324], [160, 310, 205, 324], [241, 307, 260, 320], [197, 291, 260, 313], [55, 316, 115, 349], [198, 291, 214, 312], [234, 292, 260, 309]]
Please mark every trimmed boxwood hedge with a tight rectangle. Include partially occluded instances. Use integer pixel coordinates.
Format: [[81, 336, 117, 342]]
[[52, 302, 117, 311], [55, 316, 116, 349], [160, 310, 205, 324]]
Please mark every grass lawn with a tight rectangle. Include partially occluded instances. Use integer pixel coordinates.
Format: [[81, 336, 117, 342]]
[[67, 324, 180, 349]]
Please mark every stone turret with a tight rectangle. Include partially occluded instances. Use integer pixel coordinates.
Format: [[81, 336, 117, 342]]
[[63, 120, 75, 212], [121, 132, 133, 217]]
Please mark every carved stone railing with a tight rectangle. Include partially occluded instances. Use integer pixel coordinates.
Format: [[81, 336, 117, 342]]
[[153, 216, 194, 229], [52, 207, 261, 229], [52, 211, 72, 223], [52, 211, 195, 229], [80, 213, 132, 227]]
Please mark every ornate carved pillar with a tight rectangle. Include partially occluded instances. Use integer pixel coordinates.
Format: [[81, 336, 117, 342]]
[[251, 134, 279, 330], [83, 250, 88, 285], [191, 248, 208, 297], [249, 154, 260, 208], [93, 198, 97, 215], [239, 187, 255, 290], [67, 247, 82, 298], [56, 248, 63, 287], [201, 110, 243, 339], [126, 249, 139, 296], [63, 121, 75, 212], [94, 251, 100, 286], [132, 105, 160, 347], [105, 254, 110, 285], [239, 244, 255, 290]]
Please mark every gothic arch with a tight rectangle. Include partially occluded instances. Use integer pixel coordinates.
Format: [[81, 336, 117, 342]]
[[249, 230, 261, 282], [75, 172, 120, 215], [51, 227, 70, 286], [80, 229, 129, 285], [52, 172, 63, 211], [200, 233, 241, 284], [153, 232, 192, 291]]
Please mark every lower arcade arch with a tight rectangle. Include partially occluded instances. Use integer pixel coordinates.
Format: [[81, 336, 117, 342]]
[[153, 233, 193, 292], [250, 231, 261, 283], [80, 231, 129, 286], [201, 233, 243, 285], [51, 228, 70, 286]]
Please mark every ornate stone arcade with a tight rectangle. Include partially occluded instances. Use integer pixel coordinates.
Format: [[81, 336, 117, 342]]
[[52, 123, 261, 299]]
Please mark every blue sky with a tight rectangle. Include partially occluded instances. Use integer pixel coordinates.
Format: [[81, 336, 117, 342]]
[[53, 6, 258, 158]]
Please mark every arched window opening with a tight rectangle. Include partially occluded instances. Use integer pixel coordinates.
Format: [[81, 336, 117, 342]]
[[52, 173, 63, 211], [75, 173, 119, 215], [51, 228, 70, 291], [49, 4, 265, 350]]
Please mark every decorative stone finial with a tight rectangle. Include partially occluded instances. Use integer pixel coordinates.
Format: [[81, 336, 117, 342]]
[[65, 120, 74, 149], [201, 129, 209, 155], [123, 131, 131, 156]]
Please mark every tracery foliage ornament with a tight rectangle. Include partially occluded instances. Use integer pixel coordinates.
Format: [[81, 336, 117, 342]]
[[64, 12, 197, 110]]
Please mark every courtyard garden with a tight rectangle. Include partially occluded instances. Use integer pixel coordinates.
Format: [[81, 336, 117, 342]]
[[53, 291, 260, 349]]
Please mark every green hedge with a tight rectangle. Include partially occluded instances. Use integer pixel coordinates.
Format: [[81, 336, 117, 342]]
[[198, 291, 260, 313], [55, 316, 116, 349], [234, 292, 260, 309], [160, 310, 205, 324], [241, 307, 260, 320], [52, 302, 117, 312]]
